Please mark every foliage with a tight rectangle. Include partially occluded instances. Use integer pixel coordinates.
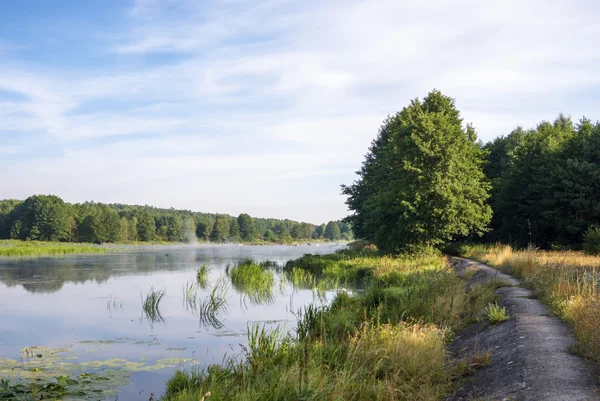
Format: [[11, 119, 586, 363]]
[[582, 225, 600, 255], [162, 251, 496, 401], [480, 115, 600, 248], [458, 244, 600, 363], [343, 90, 492, 253], [237, 213, 258, 241], [0, 240, 107, 257], [486, 302, 509, 324], [0, 196, 351, 246]]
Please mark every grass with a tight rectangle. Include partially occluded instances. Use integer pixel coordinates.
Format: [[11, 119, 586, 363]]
[[0, 239, 109, 257], [161, 246, 497, 401], [197, 276, 229, 330], [457, 243, 600, 363], [196, 264, 211, 289], [486, 302, 509, 324], [227, 260, 275, 304], [182, 281, 198, 312], [141, 286, 167, 325]]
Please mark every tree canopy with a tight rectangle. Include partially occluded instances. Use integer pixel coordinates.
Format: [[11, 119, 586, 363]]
[[343, 90, 492, 253]]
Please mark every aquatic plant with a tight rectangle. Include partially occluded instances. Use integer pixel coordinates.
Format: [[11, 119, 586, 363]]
[[0, 240, 109, 258], [141, 286, 167, 325], [228, 260, 275, 304], [162, 252, 498, 401], [197, 276, 229, 330], [182, 282, 198, 311], [196, 264, 211, 288]]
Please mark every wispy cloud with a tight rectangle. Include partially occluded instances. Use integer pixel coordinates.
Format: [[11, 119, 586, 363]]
[[1, 0, 599, 221]]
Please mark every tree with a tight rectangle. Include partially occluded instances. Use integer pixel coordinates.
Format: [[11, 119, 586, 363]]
[[237, 213, 258, 241], [263, 229, 277, 242], [210, 216, 229, 243], [119, 217, 129, 242], [166, 215, 183, 242], [15, 195, 69, 241], [137, 212, 156, 241], [324, 221, 341, 241], [313, 223, 326, 239], [229, 218, 241, 242], [343, 90, 492, 253], [129, 217, 138, 241]]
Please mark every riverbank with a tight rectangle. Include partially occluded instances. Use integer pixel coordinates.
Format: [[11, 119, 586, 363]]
[[0, 239, 346, 257], [161, 245, 499, 401]]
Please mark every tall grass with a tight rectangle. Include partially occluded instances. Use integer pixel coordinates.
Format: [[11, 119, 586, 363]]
[[162, 250, 497, 401], [198, 276, 229, 330], [0, 240, 108, 257], [227, 260, 275, 304], [196, 264, 211, 289], [458, 243, 600, 362], [141, 286, 167, 325]]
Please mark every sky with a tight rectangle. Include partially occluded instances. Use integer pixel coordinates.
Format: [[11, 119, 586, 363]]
[[1, 0, 599, 223]]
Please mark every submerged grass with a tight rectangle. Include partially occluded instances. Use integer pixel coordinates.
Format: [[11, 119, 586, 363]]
[[227, 260, 275, 304], [457, 243, 600, 363], [196, 264, 211, 289], [141, 286, 167, 325], [197, 276, 229, 330], [162, 246, 497, 401], [0, 240, 109, 257]]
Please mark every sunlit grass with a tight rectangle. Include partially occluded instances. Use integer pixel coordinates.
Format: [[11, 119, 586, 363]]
[[458, 243, 600, 362], [486, 302, 509, 324], [227, 260, 275, 304], [182, 282, 198, 311], [0, 240, 108, 257], [162, 249, 497, 401]]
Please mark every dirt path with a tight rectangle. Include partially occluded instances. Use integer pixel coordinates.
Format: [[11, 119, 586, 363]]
[[450, 257, 600, 401]]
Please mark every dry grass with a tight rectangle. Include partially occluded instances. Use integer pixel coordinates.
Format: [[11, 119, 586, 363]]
[[460, 244, 600, 362]]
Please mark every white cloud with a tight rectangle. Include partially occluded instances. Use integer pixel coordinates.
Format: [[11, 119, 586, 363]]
[[1, 0, 600, 220]]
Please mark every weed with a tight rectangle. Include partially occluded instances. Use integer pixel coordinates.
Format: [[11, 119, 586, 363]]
[[486, 302, 509, 324], [196, 264, 211, 289], [228, 260, 275, 304], [141, 287, 167, 325]]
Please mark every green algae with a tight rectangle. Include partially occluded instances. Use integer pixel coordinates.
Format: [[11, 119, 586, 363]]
[[0, 347, 199, 400]]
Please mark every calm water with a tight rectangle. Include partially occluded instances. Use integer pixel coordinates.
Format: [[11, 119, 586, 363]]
[[0, 244, 344, 400]]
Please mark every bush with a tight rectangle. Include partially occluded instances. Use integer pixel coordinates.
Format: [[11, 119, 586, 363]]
[[583, 225, 600, 255]]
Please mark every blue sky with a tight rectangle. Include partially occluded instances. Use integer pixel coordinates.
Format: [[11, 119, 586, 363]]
[[1, 0, 599, 223]]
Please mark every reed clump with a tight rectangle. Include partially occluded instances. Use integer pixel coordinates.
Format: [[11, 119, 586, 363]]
[[162, 249, 496, 401], [141, 286, 167, 324], [227, 260, 275, 304], [458, 243, 600, 362]]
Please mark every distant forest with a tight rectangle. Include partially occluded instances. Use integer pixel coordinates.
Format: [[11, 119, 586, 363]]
[[0, 196, 352, 244]]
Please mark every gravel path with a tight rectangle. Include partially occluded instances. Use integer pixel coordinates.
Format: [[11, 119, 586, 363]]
[[450, 257, 600, 401]]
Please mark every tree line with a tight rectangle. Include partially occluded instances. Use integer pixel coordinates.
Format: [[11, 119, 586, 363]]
[[0, 197, 353, 244], [344, 89, 600, 252]]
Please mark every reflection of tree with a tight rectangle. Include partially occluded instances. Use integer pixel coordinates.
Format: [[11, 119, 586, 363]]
[[0, 251, 198, 293]]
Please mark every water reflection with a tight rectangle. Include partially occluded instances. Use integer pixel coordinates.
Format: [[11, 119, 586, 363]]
[[0, 244, 345, 400]]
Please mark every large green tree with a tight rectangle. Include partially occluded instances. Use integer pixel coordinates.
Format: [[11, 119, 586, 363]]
[[343, 90, 492, 253], [324, 221, 341, 241], [210, 216, 229, 243], [237, 213, 258, 241], [13, 195, 70, 241]]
